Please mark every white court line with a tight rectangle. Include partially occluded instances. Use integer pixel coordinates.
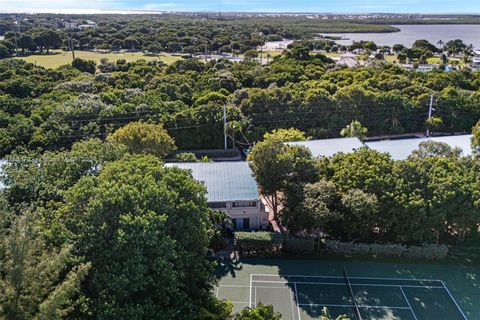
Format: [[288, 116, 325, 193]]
[[252, 280, 443, 289], [283, 288, 295, 320], [219, 284, 250, 288], [249, 274, 252, 308], [294, 282, 302, 320], [298, 303, 411, 310], [254, 286, 257, 308], [441, 280, 468, 320], [215, 286, 220, 298], [400, 286, 418, 320], [254, 285, 294, 289], [251, 273, 443, 283]]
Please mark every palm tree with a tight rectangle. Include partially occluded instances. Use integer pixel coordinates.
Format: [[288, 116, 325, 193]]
[[340, 120, 368, 141], [437, 40, 444, 52], [320, 307, 351, 320], [463, 53, 472, 66]]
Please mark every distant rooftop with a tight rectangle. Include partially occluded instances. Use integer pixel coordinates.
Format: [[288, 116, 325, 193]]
[[365, 134, 473, 160], [165, 161, 259, 202], [288, 137, 364, 157]]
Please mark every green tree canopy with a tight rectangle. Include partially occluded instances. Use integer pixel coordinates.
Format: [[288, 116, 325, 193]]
[[233, 303, 281, 320], [472, 120, 480, 155], [0, 208, 91, 320], [340, 120, 368, 140], [263, 128, 310, 142], [410, 140, 462, 159], [60, 154, 214, 319], [107, 121, 177, 158]]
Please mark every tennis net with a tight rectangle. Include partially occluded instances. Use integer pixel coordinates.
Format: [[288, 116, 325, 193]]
[[343, 267, 362, 320]]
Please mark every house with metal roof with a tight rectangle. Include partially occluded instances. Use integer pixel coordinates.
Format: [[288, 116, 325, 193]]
[[165, 161, 267, 230], [365, 134, 473, 160], [288, 137, 364, 158]]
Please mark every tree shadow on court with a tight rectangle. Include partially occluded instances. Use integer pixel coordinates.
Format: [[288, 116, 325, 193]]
[[242, 257, 480, 319], [214, 254, 243, 279]]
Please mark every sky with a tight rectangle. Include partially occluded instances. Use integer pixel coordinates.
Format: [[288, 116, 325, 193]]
[[1, 0, 479, 14]]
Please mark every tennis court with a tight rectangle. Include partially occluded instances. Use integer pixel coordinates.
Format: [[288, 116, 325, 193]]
[[216, 266, 469, 320]]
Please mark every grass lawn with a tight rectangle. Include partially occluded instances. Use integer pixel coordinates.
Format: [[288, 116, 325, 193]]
[[384, 55, 398, 63], [14, 50, 182, 69], [216, 256, 480, 319], [261, 50, 283, 58], [427, 57, 441, 64]]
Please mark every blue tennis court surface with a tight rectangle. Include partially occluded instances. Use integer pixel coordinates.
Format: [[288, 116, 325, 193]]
[[217, 273, 467, 320]]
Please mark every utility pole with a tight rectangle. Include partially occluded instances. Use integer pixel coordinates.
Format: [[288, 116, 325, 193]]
[[204, 28, 208, 63], [426, 93, 435, 137], [202, 17, 208, 63], [69, 29, 75, 60], [65, 23, 75, 60], [223, 105, 228, 150], [13, 21, 18, 54]]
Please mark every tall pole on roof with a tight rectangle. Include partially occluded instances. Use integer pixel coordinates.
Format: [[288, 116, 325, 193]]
[[426, 93, 435, 137], [223, 105, 228, 149]]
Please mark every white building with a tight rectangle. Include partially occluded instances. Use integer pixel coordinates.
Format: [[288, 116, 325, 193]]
[[471, 49, 480, 71], [165, 162, 268, 230]]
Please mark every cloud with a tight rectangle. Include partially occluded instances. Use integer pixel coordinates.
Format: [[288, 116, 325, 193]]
[[1, 0, 123, 11], [142, 2, 184, 10], [1, 0, 479, 14]]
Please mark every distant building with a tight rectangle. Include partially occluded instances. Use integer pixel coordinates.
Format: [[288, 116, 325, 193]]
[[165, 162, 267, 230], [288, 137, 364, 158], [336, 56, 362, 68], [64, 19, 97, 30], [64, 21, 78, 29], [471, 49, 480, 71], [365, 134, 473, 160], [400, 64, 439, 72]]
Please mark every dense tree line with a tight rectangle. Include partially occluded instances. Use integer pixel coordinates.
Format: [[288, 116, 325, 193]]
[[250, 129, 480, 245], [0, 14, 402, 56], [1, 49, 480, 156]]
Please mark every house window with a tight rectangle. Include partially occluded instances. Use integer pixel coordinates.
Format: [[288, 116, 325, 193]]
[[232, 218, 250, 230], [232, 201, 257, 208], [209, 202, 227, 209], [243, 218, 250, 230]]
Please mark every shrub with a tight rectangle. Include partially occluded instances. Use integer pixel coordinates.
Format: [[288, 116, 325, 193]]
[[72, 58, 96, 74], [323, 240, 448, 259], [235, 232, 282, 254], [235, 232, 316, 255], [284, 236, 315, 253]]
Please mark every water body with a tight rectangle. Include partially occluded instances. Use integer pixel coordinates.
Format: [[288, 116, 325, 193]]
[[321, 24, 480, 48]]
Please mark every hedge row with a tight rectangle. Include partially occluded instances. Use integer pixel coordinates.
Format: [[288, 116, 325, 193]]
[[234, 232, 315, 254], [323, 240, 448, 260]]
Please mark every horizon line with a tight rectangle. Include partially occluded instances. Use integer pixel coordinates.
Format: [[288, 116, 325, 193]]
[[2, 9, 480, 15]]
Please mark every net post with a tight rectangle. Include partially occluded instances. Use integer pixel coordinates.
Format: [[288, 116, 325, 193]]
[[249, 273, 253, 308]]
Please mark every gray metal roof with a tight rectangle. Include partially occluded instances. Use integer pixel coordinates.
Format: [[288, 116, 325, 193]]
[[288, 137, 364, 158], [165, 161, 259, 202], [365, 134, 473, 160]]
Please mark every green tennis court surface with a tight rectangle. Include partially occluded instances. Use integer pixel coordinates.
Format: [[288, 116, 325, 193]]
[[215, 258, 480, 320]]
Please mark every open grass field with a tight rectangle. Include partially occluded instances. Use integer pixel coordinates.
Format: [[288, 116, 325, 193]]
[[215, 257, 480, 319], [13, 50, 182, 69]]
